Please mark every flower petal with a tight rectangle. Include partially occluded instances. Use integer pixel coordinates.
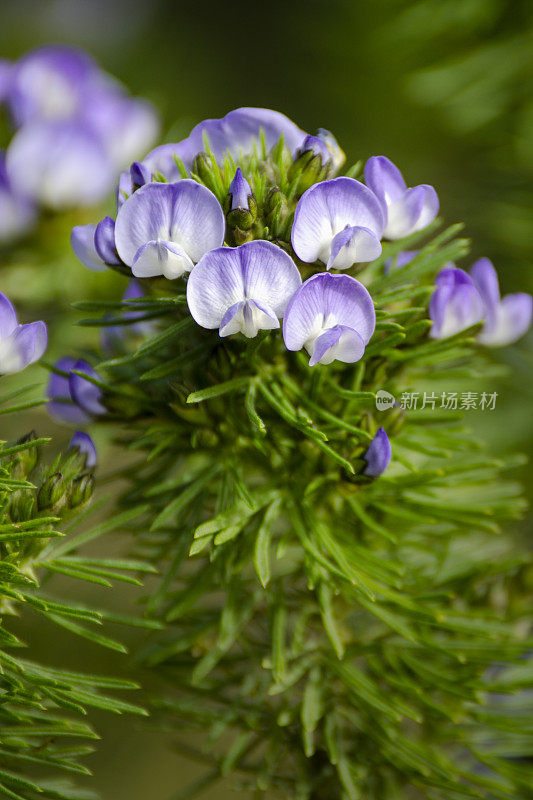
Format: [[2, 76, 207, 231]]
[[114, 180, 225, 269], [94, 216, 121, 265], [283, 272, 376, 352], [69, 431, 97, 468], [364, 427, 392, 477], [469, 258, 501, 322], [383, 185, 426, 239], [187, 240, 302, 331], [478, 293, 532, 347], [292, 177, 385, 264], [308, 325, 365, 366], [132, 240, 194, 279], [47, 357, 91, 425], [0, 291, 19, 338], [71, 224, 106, 271], [69, 360, 106, 416], [429, 268, 484, 339], [364, 156, 406, 205], [219, 299, 280, 338], [327, 225, 382, 270]]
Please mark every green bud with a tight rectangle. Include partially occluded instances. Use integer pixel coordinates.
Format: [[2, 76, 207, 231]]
[[12, 431, 40, 477], [192, 152, 216, 185], [68, 474, 95, 508], [37, 472, 67, 511], [288, 150, 332, 196], [264, 187, 289, 230]]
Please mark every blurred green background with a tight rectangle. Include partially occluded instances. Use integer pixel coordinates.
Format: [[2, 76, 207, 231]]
[[0, 1, 532, 798]]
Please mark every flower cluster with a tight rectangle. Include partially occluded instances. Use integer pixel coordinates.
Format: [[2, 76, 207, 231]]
[[0, 291, 47, 375], [0, 45, 158, 240]]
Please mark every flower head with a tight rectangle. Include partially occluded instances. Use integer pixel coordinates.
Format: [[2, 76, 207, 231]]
[[69, 431, 97, 469], [283, 273, 376, 366], [114, 180, 225, 279], [364, 156, 439, 240], [291, 177, 385, 270], [187, 240, 302, 338], [47, 357, 105, 424], [429, 267, 484, 339], [470, 258, 532, 347], [363, 428, 391, 477], [0, 292, 47, 375]]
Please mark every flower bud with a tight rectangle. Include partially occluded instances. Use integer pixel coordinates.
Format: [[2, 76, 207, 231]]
[[288, 134, 335, 195], [94, 216, 121, 265], [68, 431, 97, 470], [37, 472, 67, 510], [226, 168, 257, 231], [192, 152, 215, 185], [130, 160, 151, 190], [13, 431, 40, 477], [263, 186, 289, 229], [68, 473, 95, 508]]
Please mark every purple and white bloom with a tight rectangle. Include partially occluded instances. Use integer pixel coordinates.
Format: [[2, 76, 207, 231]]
[[429, 267, 485, 339], [187, 240, 302, 338], [292, 178, 385, 270], [283, 273, 376, 366], [47, 357, 105, 424], [114, 180, 225, 279], [0, 151, 36, 242], [6, 120, 113, 208], [69, 431, 97, 469], [364, 156, 439, 240], [71, 223, 107, 271], [130, 107, 307, 183], [363, 427, 391, 477], [470, 258, 532, 347], [0, 292, 47, 375], [228, 168, 252, 210]]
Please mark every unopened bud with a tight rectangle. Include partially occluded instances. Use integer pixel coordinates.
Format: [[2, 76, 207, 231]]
[[13, 431, 40, 477], [192, 152, 215, 185], [226, 168, 257, 230], [289, 135, 334, 195], [264, 187, 289, 229], [37, 472, 67, 510], [68, 473, 95, 508], [68, 431, 97, 470]]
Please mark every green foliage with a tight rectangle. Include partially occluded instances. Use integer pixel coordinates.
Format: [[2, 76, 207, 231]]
[[0, 388, 155, 800], [75, 144, 532, 800]]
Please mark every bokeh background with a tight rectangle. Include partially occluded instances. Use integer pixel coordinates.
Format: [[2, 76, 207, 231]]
[[0, 1, 531, 798]]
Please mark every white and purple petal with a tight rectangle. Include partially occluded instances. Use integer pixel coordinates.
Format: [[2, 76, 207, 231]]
[[71, 224, 107, 271], [429, 267, 484, 339], [69, 431, 97, 469], [187, 240, 302, 338], [114, 180, 225, 277], [94, 216, 121, 265], [291, 177, 385, 268], [69, 360, 106, 416]]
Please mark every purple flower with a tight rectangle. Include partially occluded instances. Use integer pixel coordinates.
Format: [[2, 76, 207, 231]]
[[131, 107, 307, 182], [291, 177, 385, 270], [71, 224, 107, 271], [101, 280, 155, 350], [6, 120, 113, 208], [0, 292, 47, 375], [228, 168, 252, 210], [114, 180, 225, 279], [283, 273, 376, 366], [384, 250, 418, 274], [47, 357, 105, 425], [364, 156, 439, 240], [187, 240, 302, 338], [363, 428, 391, 477], [130, 160, 151, 190], [69, 431, 97, 469], [429, 267, 485, 339], [470, 258, 532, 347], [94, 216, 121, 265], [299, 134, 333, 166], [0, 151, 36, 242]]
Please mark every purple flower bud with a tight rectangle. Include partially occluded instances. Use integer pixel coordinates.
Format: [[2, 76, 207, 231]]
[[470, 258, 532, 347], [228, 168, 252, 210], [0, 291, 47, 375], [364, 156, 439, 240], [94, 216, 121, 265], [363, 428, 391, 477], [130, 160, 151, 190], [187, 241, 302, 338], [114, 181, 225, 280], [283, 273, 376, 366], [300, 135, 332, 165], [292, 177, 384, 270], [69, 431, 97, 469], [429, 267, 485, 339], [47, 357, 105, 424], [316, 129, 345, 171]]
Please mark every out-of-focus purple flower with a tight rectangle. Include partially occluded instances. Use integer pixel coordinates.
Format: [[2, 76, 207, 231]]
[[47, 357, 105, 424], [6, 121, 113, 208], [470, 258, 532, 347], [131, 107, 307, 182], [94, 216, 120, 265], [114, 180, 225, 279], [0, 291, 47, 375], [364, 156, 439, 240], [228, 168, 252, 210], [283, 273, 376, 366], [384, 250, 418, 274], [69, 431, 97, 469], [363, 427, 391, 477], [0, 151, 36, 242], [316, 129, 345, 171], [429, 267, 485, 339], [101, 280, 155, 350], [291, 177, 385, 269], [71, 223, 107, 271], [187, 240, 302, 338]]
